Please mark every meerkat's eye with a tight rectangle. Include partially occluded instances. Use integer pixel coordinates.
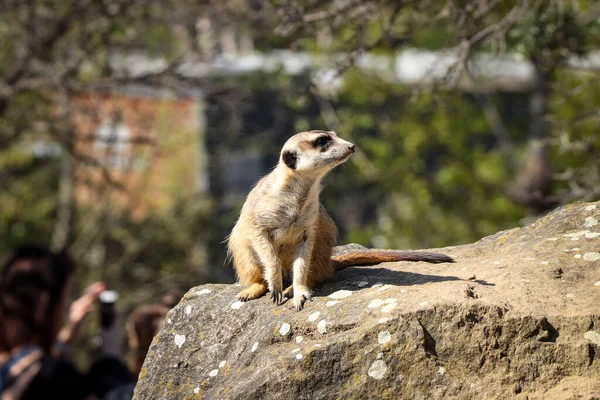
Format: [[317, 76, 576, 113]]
[[313, 136, 331, 148]]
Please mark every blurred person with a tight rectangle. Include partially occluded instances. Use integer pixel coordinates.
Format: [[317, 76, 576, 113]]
[[104, 304, 168, 400], [0, 245, 132, 400], [0, 244, 89, 400], [55, 281, 107, 359], [159, 289, 182, 309], [127, 304, 169, 381]]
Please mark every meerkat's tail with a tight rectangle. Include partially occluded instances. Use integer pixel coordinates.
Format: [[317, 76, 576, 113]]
[[332, 250, 455, 270]]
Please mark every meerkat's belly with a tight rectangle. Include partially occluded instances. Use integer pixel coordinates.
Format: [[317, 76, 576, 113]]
[[268, 221, 305, 246], [267, 210, 312, 270]]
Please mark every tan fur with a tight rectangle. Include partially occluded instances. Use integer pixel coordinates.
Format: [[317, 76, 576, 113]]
[[228, 130, 454, 311]]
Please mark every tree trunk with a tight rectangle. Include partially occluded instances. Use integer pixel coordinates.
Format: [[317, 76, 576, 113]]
[[51, 144, 75, 251]]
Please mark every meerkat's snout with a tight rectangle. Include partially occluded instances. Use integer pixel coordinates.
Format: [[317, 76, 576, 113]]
[[331, 136, 355, 165], [331, 134, 355, 155], [345, 143, 355, 157]]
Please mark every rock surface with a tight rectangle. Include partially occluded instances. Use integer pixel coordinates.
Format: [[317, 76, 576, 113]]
[[134, 202, 600, 399]]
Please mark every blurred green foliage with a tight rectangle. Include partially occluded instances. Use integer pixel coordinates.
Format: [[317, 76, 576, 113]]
[[0, 146, 60, 248], [206, 69, 529, 250], [331, 72, 527, 248]]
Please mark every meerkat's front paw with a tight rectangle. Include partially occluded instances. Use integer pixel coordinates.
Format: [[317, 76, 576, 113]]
[[269, 281, 284, 305], [293, 286, 312, 311], [270, 290, 284, 305]]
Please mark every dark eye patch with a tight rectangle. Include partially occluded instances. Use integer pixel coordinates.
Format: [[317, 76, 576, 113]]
[[313, 136, 331, 148]]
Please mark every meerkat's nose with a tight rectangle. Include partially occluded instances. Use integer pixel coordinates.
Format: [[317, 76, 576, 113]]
[[348, 144, 355, 153]]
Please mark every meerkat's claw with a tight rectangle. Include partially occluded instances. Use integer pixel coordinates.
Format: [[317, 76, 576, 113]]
[[270, 290, 284, 305], [269, 278, 284, 305], [293, 287, 312, 311], [294, 294, 309, 311]]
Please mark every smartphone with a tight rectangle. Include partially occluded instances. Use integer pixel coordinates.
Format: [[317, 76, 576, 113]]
[[99, 290, 119, 329]]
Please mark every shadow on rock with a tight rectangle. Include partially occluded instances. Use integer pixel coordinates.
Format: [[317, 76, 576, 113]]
[[311, 266, 494, 298]]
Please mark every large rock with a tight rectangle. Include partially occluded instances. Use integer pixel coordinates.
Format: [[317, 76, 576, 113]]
[[134, 202, 600, 399]]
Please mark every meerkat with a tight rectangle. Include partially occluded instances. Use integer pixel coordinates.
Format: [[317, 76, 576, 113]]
[[227, 130, 454, 311]]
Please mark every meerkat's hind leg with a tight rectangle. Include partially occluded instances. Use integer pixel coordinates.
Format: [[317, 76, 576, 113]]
[[229, 232, 268, 302], [283, 285, 293, 299], [238, 282, 268, 301]]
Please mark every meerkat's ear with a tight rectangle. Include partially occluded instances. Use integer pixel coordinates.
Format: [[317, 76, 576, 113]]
[[282, 150, 298, 170]]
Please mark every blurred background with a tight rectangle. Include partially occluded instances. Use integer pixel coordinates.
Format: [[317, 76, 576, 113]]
[[0, 0, 599, 364]]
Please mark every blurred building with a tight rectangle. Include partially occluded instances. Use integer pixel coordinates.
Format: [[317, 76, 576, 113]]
[[71, 86, 207, 220]]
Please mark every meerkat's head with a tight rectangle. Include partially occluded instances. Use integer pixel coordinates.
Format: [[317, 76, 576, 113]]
[[280, 130, 355, 173]]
